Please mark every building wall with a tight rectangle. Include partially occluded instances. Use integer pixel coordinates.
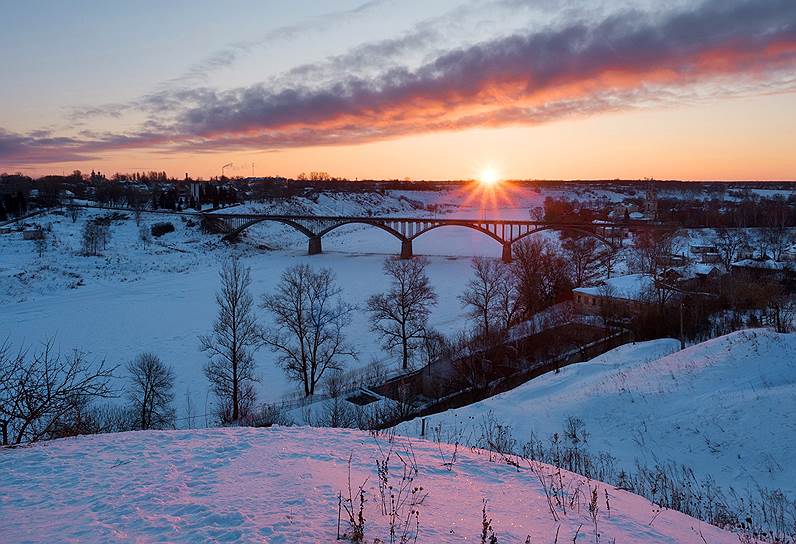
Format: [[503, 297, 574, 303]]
[[574, 292, 642, 317]]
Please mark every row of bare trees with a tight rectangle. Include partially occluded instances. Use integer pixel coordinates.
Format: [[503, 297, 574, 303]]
[[714, 227, 795, 268], [0, 341, 176, 445], [199, 259, 361, 423], [199, 256, 445, 424]]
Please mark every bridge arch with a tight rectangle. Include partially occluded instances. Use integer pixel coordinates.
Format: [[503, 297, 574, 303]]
[[317, 220, 405, 241], [226, 216, 412, 258], [408, 222, 505, 245], [223, 217, 316, 239]]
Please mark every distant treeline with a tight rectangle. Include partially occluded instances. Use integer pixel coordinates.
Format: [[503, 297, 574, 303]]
[[1, 171, 795, 227]]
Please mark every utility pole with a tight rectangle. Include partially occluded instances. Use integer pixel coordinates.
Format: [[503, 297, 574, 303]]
[[655, 280, 718, 351], [680, 300, 685, 350]]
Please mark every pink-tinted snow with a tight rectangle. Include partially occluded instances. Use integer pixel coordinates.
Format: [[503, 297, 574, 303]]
[[0, 427, 737, 543]]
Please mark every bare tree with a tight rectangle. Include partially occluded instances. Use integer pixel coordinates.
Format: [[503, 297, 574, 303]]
[[631, 229, 677, 276], [599, 245, 616, 279], [512, 238, 573, 317], [81, 220, 111, 256], [460, 257, 518, 338], [96, 221, 111, 251], [763, 226, 790, 261], [199, 258, 260, 423], [139, 224, 152, 248], [714, 228, 748, 271], [368, 257, 437, 370], [0, 339, 116, 445], [81, 222, 100, 256], [450, 332, 494, 392], [261, 264, 355, 396], [419, 328, 448, 367], [34, 230, 47, 257], [460, 257, 501, 338], [768, 293, 796, 333], [562, 235, 601, 287], [66, 202, 81, 223], [127, 353, 175, 430], [596, 283, 620, 324], [495, 267, 521, 334]]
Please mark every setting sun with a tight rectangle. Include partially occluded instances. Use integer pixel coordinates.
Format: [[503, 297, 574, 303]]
[[479, 168, 500, 186]]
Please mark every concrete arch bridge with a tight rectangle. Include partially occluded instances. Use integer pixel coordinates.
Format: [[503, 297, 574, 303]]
[[201, 213, 629, 263]]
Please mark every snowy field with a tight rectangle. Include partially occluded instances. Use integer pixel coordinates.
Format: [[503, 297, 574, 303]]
[[396, 330, 796, 499], [0, 426, 738, 543]]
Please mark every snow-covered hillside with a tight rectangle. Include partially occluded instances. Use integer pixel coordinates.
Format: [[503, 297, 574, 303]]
[[396, 330, 796, 498], [0, 426, 737, 543]]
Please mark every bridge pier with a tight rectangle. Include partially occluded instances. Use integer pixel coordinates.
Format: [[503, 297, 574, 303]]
[[501, 243, 513, 264], [400, 239, 413, 260], [308, 235, 323, 255]]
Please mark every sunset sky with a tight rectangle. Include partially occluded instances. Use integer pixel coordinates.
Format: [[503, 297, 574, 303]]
[[1, 0, 795, 181]]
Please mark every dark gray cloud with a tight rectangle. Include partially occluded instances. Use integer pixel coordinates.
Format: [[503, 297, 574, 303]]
[[167, 0, 796, 136], [0, 130, 97, 164]]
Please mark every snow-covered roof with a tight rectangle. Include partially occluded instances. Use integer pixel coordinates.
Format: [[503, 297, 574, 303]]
[[731, 259, 794, 271], [573, 273, 655, 301], [692, 263, 721, 276]]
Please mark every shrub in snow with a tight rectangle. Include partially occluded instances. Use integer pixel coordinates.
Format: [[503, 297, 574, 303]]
[[339, 455, 368, 542], [0, 338, 116, 445], [81, 220, 111, 256], [249, 403, 293, 427], [150, 222, 175, 237], [481, 500, 498, 544], [138, 224, 151, 247]]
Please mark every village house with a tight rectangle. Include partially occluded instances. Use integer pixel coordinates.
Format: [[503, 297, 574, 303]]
[[573, 273, 656, 316], [22, 227, 44, 240]]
